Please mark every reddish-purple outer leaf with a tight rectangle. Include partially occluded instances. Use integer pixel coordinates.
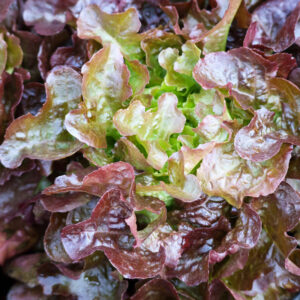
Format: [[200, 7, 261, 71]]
[[61, 189, 133, 260], [262, 52, 297, 78], [40, 193, 93, 213], [198, 139, 292, 208], [44, 161, 134, 199], [23, 0, 77, 36], [169, 195, 227, 228], [0, 159, 35, 186], [104, 246, 166, 279], [193, 47, 277, 110], [0, 216, 39, 265], [0, 69, 30, 139], [165, 218, 230, 286], [61, 189, 166, 279], [14, 30, 42, 81], [244, 0, 300, 52], [0, 169, 41, 220], [226, 230, 300, 296], [210, 204, 261, 263], [252, 182, 300, 275]]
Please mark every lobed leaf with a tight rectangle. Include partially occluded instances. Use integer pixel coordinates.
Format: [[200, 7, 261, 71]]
[[197, 135, 292, 207], [0, 66, 83, 168], [65, 44, 131, 148], [77, 4, 143, 60]]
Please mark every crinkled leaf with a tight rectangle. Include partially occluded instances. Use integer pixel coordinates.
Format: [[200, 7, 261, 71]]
[[266, 78, 300, 144], [39, 260, 128, 299], [197, 138, 292, 208], [60, 189, 133, 260], [7, 252, 128, 300], [169, 0, 242, 53], [235, 78, 300, 162], [262, 52, 297, 78], [0, 66, 82, 168], [103, 244, 166, 279], [226, 231, 300, 296], [173, 41, 201, 77], [193, 114, 231, 144], [179, 113, 231, 174], [210, 204, 261, 263], [114, 92, 185, 169], [61, 189, 166, 279], [65, 44, 131, 148], [165, 218, 230, 286], [40, 163, 96, 213], [170, 0, 225, 41], [214, 248, 250, 280], [43, 162, 134, 202], [180, 142, 216, 174], [43, 162, 169, 277], [193, 47, 278, 110], [169, 194, 228, 228], [181, 89, 225, 129], [40, 192, 94, 213], [234, 108, 282, 162]]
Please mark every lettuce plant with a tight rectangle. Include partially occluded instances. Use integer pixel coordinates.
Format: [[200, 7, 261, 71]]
[[1, 0, 300, 299]]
